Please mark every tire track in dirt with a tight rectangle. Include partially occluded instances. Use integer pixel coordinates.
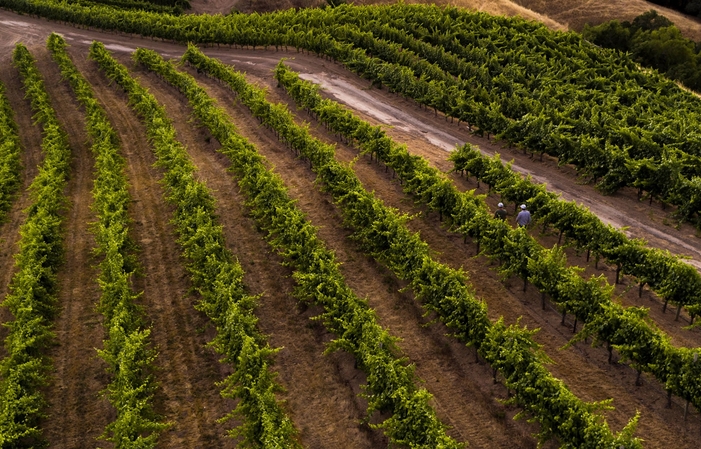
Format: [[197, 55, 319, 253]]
[[221, 61, 696, 446], [294, 69, 701, 348], [28, 46, 111, 448], [71, 48, 239, 448], [285, 57, 701, 338], [0, 54, 44, 360], [178, 62, 551, 448], [281, 91, 701, 447], [132, 58, 387, 449], [1, 12, 700, 447]]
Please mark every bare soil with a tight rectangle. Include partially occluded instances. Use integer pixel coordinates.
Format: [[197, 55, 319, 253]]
[[2, 7, 701, 449], [28, 44, 113, 448], [510, 0, 701, 40], [0, 49, 45, 361], [123, 55, 384, 448]]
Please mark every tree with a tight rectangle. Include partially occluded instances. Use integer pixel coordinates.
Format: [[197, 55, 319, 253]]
[[631, 10, 673, 32], [582, 20, 632, 52]]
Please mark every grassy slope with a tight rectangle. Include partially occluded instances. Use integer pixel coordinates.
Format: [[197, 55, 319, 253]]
[[510, 0, 701, 40], [191, 0, 701, 41]]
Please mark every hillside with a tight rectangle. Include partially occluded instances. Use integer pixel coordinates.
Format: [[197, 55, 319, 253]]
[[512, 0, 701, 40], [2, 2, 701, 448], [190, 0, 701, 41]]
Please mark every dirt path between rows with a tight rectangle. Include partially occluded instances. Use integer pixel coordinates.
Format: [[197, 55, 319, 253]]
[[72, 48, 243, 447], [262, 71, 701, 447], [3, 8, 701, 447], [0, 50, 44, 361], [23, 45, 111, 447], [129, 56, 387, 449]]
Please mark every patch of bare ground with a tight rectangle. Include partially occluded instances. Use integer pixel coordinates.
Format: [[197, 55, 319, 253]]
[[278, 53, 701, 343], [71, 47, 241, 448], [25, 45, 111, 448], [177, 62, 550, 448], [5, 7, 701, 446], [267, 75, 701, 448], [122, 55, 387, 448], [0, 53, 44, 361], [509, 0, 701, 40]]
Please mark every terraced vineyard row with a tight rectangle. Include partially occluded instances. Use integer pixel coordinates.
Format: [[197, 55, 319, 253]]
[[178, 45, 643, 448], [0, 43, 71, 446], [273, 61, 701, 419], [1, 2, 701, 448]]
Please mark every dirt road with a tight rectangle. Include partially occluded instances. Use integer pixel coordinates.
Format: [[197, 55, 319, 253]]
[[2, 7, 701, 448]]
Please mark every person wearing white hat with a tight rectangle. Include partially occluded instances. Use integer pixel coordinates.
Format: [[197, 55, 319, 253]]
[[494, 202, 507, 220], [516, 204, 531, 227]]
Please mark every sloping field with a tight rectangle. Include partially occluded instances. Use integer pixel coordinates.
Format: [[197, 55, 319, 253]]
[[510, 0, 701, 39], [192, 0, 701, 40], [1, 3, 701, 448]]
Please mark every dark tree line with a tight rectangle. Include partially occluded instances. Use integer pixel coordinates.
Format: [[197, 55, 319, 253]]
[[583, 10, 701, 91], [647, 0, 701, 17]]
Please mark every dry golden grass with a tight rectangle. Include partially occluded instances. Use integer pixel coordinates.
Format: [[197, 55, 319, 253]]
[[191, 0, 701, 41], [351, 0, 567, 29], [511, 0, 701, 40], [191, 0, 565, 30]]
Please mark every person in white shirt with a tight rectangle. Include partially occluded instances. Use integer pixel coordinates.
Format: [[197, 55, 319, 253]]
[[515, 204, 531, 227]]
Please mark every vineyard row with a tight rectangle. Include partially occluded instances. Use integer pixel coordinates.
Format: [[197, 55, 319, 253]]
[[182, 45, 641, 448], [88, 41, 301, 447], [0, 43, 72, 447], [47, 33, 170, 447], [134, 44, 463, 448], [273, 62, 701, 417]]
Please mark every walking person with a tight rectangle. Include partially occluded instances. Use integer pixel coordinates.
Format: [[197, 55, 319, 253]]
[[516, 204, 531, 228], [494, 202, 507, 220]]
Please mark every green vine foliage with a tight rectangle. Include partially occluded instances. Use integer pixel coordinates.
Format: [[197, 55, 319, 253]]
[[0, 77, 22, 225], [89, 41, 300, 449], [135, 45, 462, 449], [0, 43, 72, 448], [185, 46, 641, 448], [47, 33, 170, 448]]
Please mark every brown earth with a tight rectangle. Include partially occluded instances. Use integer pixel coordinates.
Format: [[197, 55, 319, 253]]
[[2, 6, 701, 449], [188, 0, 701, 41], [510, 0, 701, 40], [0, 48, 45, 361], [29, 44, 112, 448]]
